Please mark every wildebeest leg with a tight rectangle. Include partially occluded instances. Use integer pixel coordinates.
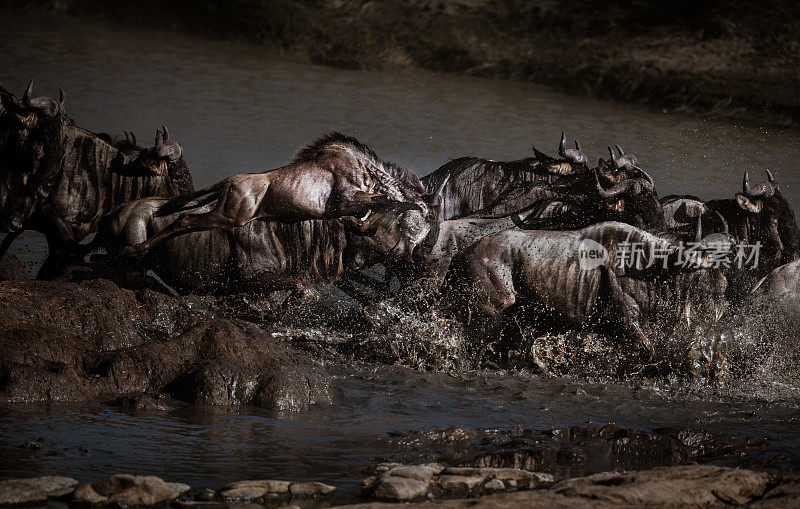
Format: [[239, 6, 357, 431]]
[[37, 213, 81, 280], [604, 268, 653, 354], [125, 210, 244, 258], [0, 231, 21, 261]]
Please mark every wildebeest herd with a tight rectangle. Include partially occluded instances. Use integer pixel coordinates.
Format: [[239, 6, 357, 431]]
[[2, 82, 798, 363]]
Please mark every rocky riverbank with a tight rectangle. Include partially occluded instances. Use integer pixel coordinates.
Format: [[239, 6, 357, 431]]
[[2, 464, 800, 507], [4, 0, 800, 128]]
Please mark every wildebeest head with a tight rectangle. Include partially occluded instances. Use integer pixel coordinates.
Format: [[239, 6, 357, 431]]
[[531, 132, 590, 174], [735, 170, 800, 270], [593, 146, 664, 230], [345, 204, 437, 267], [0, 81, 68, 230], [115, 125, 193, 195]]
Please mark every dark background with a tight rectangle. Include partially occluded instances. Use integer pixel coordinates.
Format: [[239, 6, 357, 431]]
[[4, 0, 800, 127]]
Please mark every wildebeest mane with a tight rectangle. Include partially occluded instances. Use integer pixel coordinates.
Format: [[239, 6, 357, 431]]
[[293, 131, 425, 195]]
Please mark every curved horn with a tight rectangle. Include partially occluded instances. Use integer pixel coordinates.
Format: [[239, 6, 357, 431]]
[[427, 174, 450, 205], [558, 132, 567, 158], [155, 127, 163, 147], [614, 144, 624, 156], [58, 86, 65, 110], [22, 80, 33, 106], [124, 131, 131, 143], [574, 140, 581, 151], [130, 131, 136, 146], [594, 168, 632, 199], [608, 146, 619, 170], [161, 124, 169, 142], [743, 171, 752, 195], [766, 169, 775, 184], [633, 165, 655, 190]]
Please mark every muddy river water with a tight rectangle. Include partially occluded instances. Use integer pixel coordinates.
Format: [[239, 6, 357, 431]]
[[1, 13, 799, 496]]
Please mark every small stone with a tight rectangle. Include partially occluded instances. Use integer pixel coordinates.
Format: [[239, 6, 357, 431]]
[[439, 475, 485, 493], [288, 481, 336, 497], [483, 478, 505, 493], [0, 476, 78, 505], [386, 463, 445, 482], [220, 479, 290, 499], [373, 477, 429, 501]]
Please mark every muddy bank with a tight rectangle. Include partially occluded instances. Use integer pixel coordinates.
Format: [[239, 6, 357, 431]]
[[5, 0, 800, 128], [0, 267, 330, 410]]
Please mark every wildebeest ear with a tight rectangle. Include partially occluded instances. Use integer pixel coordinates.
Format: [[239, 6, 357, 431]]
[[736, 193, 763, 213]]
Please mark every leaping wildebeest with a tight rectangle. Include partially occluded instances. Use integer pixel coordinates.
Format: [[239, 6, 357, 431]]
[[122, 132, 441, 258], [440, 221, 728, 364]]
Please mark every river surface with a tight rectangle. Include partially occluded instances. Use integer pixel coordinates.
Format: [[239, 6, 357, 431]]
[[1, 13, 800, 495]]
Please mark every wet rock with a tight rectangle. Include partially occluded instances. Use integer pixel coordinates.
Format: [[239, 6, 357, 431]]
[[0, 277, 330, 410], [482, 478, 505, 493], [344, 465, 787, 508], [438, 475, 484, 494], [441, 467, 553, 488], [288, 481, 336, 497], [553, 465, 771, 506], [72, 474, 189, 506], [372, 477, 429, 501], [386, 463, 445, 481], [0, 476, 77, 505], [219, 479, 290, 499]]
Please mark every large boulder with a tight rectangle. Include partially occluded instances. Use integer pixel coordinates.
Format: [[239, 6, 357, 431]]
[[0, 277, 330, 410]]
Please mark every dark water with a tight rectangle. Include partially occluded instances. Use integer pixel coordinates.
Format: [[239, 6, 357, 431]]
[[1, 13, 800, 493], [2, 365, 800, 492]]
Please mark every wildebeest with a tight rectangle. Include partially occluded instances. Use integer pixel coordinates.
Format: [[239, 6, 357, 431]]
[[421, 132, 590, 220], [121, 132, 438, 259], [495, 147, 664, 231], [661, 171, 800, 294], [96, 191, 442, 299], [386, 208, 539, 287], [440, 222, 727, 361], [0, 81, 67, 235], [2, 112, 195, 277]]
